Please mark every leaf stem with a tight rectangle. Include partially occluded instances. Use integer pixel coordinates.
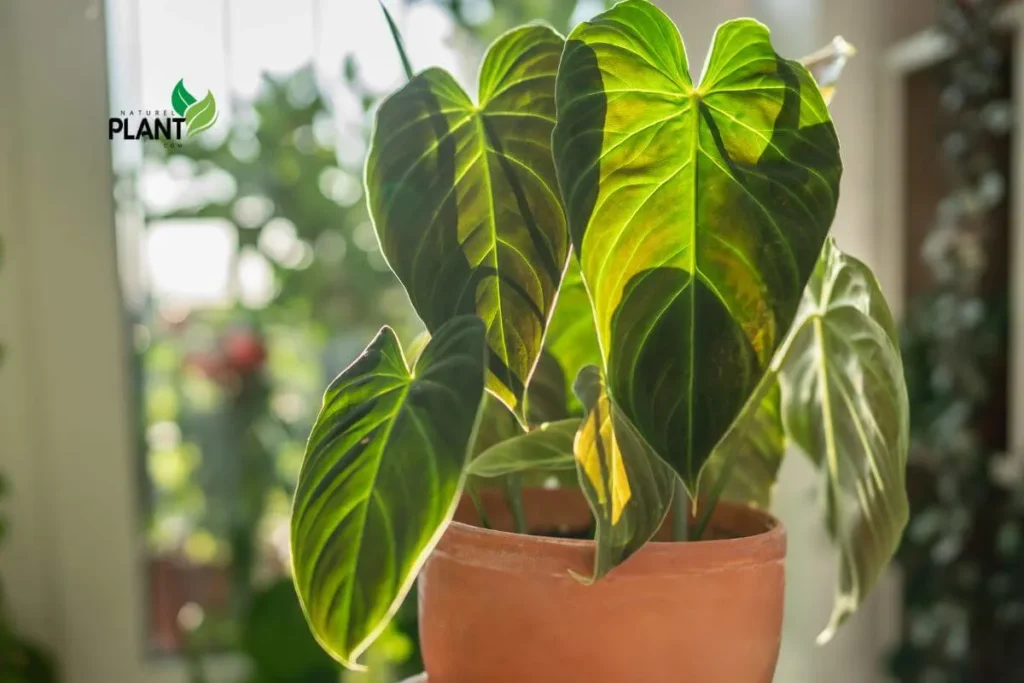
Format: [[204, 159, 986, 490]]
[[379, 1, 415, 82], [505, 473, 528, 534], [671, 477, 690, 542], [692, 440, 743, 540], [467, 483, 491, 529]]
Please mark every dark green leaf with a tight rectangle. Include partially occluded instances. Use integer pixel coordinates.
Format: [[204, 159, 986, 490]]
[[367, 25, 568, 417], [572, 366, 674, 581], [467, 419, 578, 478], [171, 78, 197, 117], [776, 238, 909, 642], [290, 316, 487, 668], [552, 1, 842, 489]]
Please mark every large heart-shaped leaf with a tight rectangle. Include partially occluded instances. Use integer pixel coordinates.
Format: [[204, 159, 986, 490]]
[[366, 25, 568, 417], [552, 1, 842, 488], [777, 238, 909, 643], [572, 365, 674, 581], [290, 316, 487, 668]]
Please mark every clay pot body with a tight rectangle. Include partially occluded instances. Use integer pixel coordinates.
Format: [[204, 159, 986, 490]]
[[418, 487, 786, 683]]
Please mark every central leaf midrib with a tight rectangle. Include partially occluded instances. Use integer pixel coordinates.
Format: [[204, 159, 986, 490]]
[[472, 111, 512, 377], [685, 93, 700, 479]]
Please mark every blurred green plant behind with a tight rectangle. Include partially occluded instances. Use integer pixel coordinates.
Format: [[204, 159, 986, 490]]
[[128, 2, 607, 682]]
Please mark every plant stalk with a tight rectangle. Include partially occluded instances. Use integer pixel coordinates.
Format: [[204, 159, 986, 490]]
[[467, 482, 491, 529], [378, 1, 415, 82], [692, 449, 741, 541], [671, 477, 690, 542], [505, 473, 528, 535]]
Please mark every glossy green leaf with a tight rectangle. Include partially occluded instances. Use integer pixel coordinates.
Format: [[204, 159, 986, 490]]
[[185, 90, 218, 137], [468, 419, 578, 478], [171, 78, 196, 117], [700, 381, 784, 509], [553, 1, 842, 489], [572, 366, 674, 581], [543, 256, 600, 414], [290, 316, 487, 669], [367, 25, 568, 417], [776, 238, 909, 643]]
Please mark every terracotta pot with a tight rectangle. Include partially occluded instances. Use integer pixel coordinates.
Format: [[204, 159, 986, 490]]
[[417, 487, 786, 683]]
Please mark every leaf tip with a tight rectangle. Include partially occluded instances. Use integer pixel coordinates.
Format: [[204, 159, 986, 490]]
[[568, 568, 596, 586], [816, 593, 857, 645]]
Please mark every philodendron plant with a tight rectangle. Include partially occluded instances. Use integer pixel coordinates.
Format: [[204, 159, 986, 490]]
[[291, 0, 905, 669]]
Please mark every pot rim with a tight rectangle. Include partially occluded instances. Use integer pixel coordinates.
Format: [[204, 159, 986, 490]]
[[435, 489, 787, 578]]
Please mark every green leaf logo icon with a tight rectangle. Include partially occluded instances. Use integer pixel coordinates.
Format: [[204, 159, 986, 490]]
[[170, 79, 218, 137], [171, 79, 196, 117], [184, 90, 218, 137]]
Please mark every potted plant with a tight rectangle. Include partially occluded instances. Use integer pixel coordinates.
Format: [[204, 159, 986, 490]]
[[290, 2, 906, 682]]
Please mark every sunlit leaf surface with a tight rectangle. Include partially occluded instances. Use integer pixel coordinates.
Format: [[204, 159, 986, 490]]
[[367, 25, 568, 416], [552, 1, 842, 488], [290, 316, 487, 667]]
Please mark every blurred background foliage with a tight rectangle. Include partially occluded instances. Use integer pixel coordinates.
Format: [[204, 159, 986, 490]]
[[891, 1, 1024, 682], [122, 2, 608, 682]]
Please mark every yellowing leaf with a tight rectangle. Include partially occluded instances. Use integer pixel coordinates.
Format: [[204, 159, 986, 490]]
[[572, 366, 674, 580], [574, 386, 631, 524]]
